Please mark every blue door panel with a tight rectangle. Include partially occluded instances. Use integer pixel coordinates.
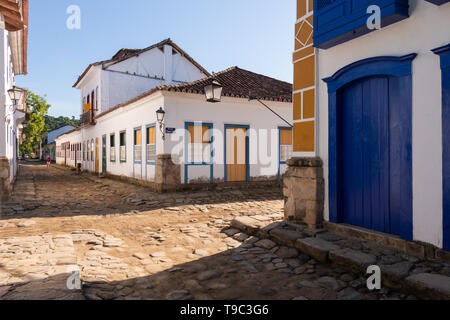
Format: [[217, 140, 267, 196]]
[[363, 77, 390, 233], [339, 75, 412, 238], [341, 81, 364, 228], [388, 75, 413, 240]]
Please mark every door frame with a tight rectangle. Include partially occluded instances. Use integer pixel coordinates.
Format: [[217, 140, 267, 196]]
[[324, 54, 416, 241], [433, 43, 450, 250], [224, 124, 250, 183]]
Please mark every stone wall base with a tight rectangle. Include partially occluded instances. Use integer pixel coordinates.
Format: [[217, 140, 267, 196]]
[[156, 154, 181, 193], [283, 157, 324, 228], [0, 157, 12, 201]]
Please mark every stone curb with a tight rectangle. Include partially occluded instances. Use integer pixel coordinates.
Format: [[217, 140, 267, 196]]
[[230, 216, 450, 300]]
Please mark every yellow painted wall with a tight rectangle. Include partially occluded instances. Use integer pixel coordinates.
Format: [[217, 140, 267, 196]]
[[293, 0, 315, 153]]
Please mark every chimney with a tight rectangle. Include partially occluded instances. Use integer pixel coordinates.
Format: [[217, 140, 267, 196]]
[[163, 44, 173, 84]]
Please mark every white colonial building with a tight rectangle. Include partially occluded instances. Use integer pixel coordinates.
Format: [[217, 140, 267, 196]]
[[56, 39, 293, 191], [0, 0, 28, 201]]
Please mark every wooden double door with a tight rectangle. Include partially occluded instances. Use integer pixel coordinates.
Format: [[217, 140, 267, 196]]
[[339, 75, 411, 236]]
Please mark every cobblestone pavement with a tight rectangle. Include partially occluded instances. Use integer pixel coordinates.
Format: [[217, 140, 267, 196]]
[[0, 163, 413, 300]]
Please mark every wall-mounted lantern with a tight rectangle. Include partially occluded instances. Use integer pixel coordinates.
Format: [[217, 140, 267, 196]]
[[8, 86, 25, 104], [156, 107, 166, 140], [204, 80, 223, 103]]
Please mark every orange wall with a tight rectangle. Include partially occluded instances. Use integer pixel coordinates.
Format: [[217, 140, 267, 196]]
[[293, 0, 315, 153]]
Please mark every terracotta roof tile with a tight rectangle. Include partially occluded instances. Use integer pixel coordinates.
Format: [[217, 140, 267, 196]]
[[159, 66, 292, 102]]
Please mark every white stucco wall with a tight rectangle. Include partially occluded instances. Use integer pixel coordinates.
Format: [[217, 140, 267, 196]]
[[316, 0, 450, 247]]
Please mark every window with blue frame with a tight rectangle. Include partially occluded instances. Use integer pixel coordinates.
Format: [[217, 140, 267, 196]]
[[119, 131, 126, 163], [146, 124, 156, 164], [110, 134, 116, 162], [279, 128, 293, 164], [186, 123, 213, 165], [134, 128, 142, 163]]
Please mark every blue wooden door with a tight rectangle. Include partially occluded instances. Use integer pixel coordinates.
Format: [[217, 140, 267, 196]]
[[340, 76, 407, 236]]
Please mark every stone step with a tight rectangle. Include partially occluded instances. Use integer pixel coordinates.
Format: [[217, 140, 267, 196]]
[[230, 217, 450, 300]]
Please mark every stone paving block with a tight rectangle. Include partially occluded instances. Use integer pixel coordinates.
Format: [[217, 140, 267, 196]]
[[381, 262, 414, 281], [231, 216, 263, 235], [254, 239, 277, 250], [295, 237, 340, 263], [405, 273, 450, 300], [328, 248, 377, 273]]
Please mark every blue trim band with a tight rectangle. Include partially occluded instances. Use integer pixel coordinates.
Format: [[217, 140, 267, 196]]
[[314, 0, 410, 49], [425, 0, 450, 5]]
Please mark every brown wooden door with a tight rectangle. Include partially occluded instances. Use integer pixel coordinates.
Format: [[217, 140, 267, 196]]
[[226, 127, 247, 182], [95, 138, 99, 173]]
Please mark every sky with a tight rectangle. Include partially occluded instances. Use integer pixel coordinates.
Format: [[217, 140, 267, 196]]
[[15, 0, 296, 118]]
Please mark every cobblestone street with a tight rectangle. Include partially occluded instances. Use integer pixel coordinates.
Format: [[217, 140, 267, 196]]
[[0, 163, 425, 300]]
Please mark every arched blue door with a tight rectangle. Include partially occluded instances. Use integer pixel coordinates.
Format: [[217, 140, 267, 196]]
[[326, 55, 415, 241]]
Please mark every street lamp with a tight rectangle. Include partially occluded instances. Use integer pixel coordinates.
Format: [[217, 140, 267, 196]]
[[156, 107, 166, 140], [156, 107, 165, 123], [204, 80, 223, 103], [8, 86, 25, 104]]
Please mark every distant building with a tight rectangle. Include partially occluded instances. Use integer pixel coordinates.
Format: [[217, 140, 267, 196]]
[[42, 125, 77, 161], [0, 0, 29, 201]]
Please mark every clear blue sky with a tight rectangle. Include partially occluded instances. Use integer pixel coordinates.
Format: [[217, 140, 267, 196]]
[[16, 0, 295, 118]]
